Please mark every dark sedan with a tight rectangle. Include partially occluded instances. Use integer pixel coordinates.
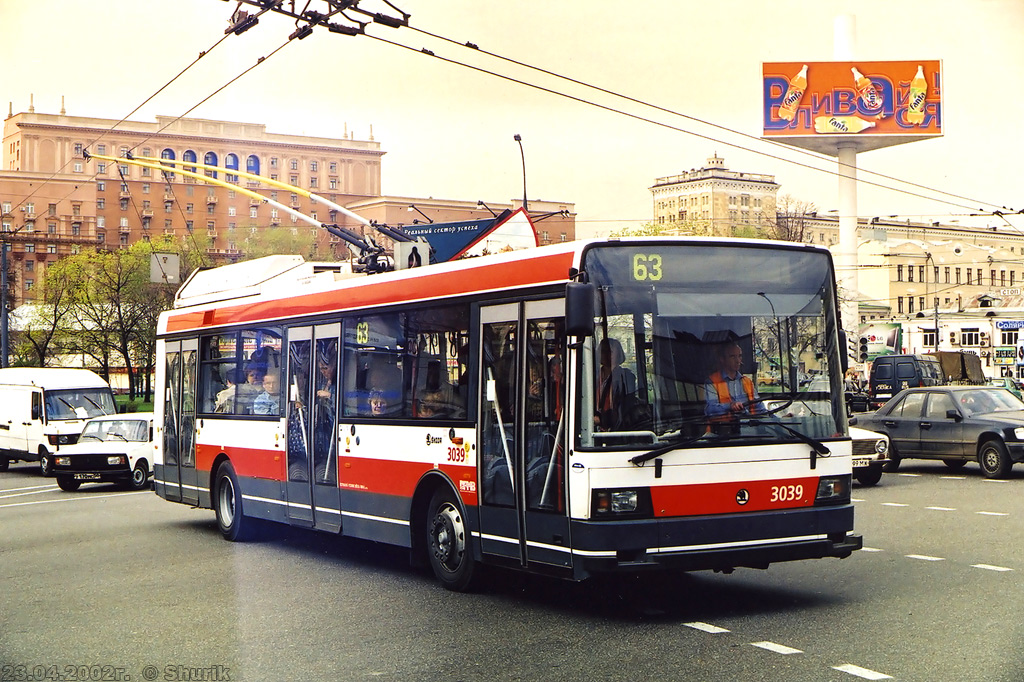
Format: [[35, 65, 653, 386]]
[[857, 386, 1024, 478]]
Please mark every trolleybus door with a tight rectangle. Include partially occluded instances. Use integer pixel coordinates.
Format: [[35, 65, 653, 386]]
[[479, 301, 571, 572], [285, 324, 342, 531], [162, 338, 199, 505]]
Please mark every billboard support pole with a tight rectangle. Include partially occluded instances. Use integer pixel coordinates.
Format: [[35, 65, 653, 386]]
[[835, 14, 860, 335]]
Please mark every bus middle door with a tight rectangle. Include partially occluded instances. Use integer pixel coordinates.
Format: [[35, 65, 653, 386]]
[[284, 325, 342, 532], [478, 301, 571, 574]]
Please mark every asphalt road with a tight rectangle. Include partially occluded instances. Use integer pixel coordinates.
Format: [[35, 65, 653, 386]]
[[2, 460, 1023, 681]]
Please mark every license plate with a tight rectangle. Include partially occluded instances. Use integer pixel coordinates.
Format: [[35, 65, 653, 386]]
[[74, 473, 102, 480], [852, 458, 875, 468]]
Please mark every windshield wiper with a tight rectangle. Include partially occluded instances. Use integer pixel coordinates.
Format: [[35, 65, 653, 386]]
[[737, 418, 830, 469], [630, 432, 712, 466]]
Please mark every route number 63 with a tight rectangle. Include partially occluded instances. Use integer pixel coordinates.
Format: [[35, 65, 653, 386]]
[[632, 253, 663, 281]]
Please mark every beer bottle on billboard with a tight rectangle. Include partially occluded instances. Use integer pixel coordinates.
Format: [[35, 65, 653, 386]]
[[907, 65, 927, 125], [778, 65, 808, 121], [813, 116, 877, 133], [851, 66, 883, 116]]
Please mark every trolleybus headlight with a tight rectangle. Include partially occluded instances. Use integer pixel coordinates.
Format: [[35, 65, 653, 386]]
[[591, 488, 652, 518], [55, 456, 71, 467], [107, 456, 125, 466], [874, 439, 888, 456], [814, 475, 851, 505]]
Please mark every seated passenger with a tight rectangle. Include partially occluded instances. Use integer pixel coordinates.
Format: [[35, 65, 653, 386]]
[[595, 338, 637, 431], [704, 341, 764, 431], [419, 360, 464, 419], [252, 372, 281, 416]]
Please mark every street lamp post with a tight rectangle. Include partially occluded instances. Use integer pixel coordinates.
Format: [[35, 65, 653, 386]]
[[925, 252, 939, 353], [513, 134, 527, 212]]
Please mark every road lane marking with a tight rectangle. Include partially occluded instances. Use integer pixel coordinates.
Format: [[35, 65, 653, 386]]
[[982, 479, 1008, 483], [852, 498, 865, 502], [972, 564, 1013, 572], [906, 554, 945, 561], [940, 476, 967, 480], [750, 641, 802, 655], [683, 622, 730, 633], [833, 663, 893, 679], [977, 511, 1009, 516], [926, 506, 956, 511], [861, 547, 883, 552], [0, 484, 59, 494], [897, 473, 921, 477], [881, 502, 909, 507], [0, 487, 63, 500], [0, 491, 150, 509]]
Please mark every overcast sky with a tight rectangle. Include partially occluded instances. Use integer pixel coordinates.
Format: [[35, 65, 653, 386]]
[[2, 0, 1021, 237]]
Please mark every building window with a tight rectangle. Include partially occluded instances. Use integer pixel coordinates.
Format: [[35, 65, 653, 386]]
[[329, 178, 338, 190], [120, 199, 129, 210], [967, 270, 973, 285], [47, 244, 57, 254], [977, 269, 983, 285], [897, 297, 904, 314], [74, 143, 84, 156], [97, 181, 105, 192], [269, 157, 278, 169], [250, 206, 258, 219], [961, 328, 980, 346], [25, 243, 34, 253], [955, 268, 961, 284], [73, 162, 83, 173], [908, 297, 915, 314], [309, 177, 317, 188], [1001, 330, 1018, 346], [907, 266, 914, 282], [186, 203, 194, 214], [290, 159, 299, 171], [923, 329, 937, 348], [228, 206, 236, 217], [918, 265, 924, 282], [310, 161, 318, 172], [143, 183, 150, 194], [897, 264, 903, 282]]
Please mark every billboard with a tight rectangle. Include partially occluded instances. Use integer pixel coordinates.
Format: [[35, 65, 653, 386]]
[[762, 61, 942, 154], [858, 322, 902, 362]]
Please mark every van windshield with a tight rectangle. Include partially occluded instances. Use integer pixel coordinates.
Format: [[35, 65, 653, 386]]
[[44, 389, 116, 421]]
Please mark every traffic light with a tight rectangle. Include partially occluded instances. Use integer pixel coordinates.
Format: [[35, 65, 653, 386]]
[[859, 336, 869, 362]]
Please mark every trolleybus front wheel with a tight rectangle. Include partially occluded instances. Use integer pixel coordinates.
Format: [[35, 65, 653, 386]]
[[426, 488, 477, 591]]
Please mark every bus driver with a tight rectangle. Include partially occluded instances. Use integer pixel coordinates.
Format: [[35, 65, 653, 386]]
[[704, 341, 764, 431]]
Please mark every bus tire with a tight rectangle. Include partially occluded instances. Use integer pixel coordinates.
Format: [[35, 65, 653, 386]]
[[56, 476, 81, 492], [214, 461, 253, 541], [426, 487, 477, 592]]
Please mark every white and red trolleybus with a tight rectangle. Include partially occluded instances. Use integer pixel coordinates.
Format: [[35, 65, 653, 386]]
[[154, 237, 861, 590]]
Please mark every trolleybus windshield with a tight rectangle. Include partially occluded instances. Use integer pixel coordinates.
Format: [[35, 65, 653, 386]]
[[579, 243, 844, 448]]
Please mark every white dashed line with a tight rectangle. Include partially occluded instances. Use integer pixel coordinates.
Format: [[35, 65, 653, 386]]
[[977, 511, 1009, 516], [860, 547, 883, 552], [898, 473, 922, 477], [881, 502, 909, 507], [972, 564, 1013, 572], [833, 663, 893, 679], [940, 476, 967, 480], [926, 506, 956, 511], [906, 554, 945, 561], [851, 498, 865, 503], [750, 641, 803, 655], [982, 479, 1008, 484], [683, 622, 729, 633]]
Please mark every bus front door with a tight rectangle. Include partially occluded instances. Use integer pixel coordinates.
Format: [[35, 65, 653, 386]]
[[162, 339, 199, 505], [479, 301, 571, 573], [284, 324, 342, 532]]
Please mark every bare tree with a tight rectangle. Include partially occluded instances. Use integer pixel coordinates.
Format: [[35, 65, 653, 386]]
[[764, 194, 818, 243]]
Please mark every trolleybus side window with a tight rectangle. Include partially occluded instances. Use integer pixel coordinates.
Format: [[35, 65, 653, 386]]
[[198, 327, 283, 416], [341, 305, 469, 419]]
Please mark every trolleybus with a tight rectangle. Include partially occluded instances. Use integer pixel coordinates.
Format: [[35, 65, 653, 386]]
[[154, 237, 861, 590]]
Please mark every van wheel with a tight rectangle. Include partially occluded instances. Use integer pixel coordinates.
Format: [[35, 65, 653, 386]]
[[127, 460, 149, 491], [56, 476, 81, 492], [39, 451, 53, 477], [214, 461, 254, 541], [426, 487, 477, 592], [979, 440, 1012, 479]]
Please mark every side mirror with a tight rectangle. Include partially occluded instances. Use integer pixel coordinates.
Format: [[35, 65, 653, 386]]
[[565, 281, 596, 337], [946, 409, 962, 421]]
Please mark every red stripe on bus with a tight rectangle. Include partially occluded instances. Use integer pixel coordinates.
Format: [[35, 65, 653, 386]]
[[650, 477, 819, 517], [166, 251, 575, 333], [340, 456, 477, 506], [196, 443, 286, 481]]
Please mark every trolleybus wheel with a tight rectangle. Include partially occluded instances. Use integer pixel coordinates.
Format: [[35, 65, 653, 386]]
[[215, 461, 253, 541], [426, 488, 477, 592]]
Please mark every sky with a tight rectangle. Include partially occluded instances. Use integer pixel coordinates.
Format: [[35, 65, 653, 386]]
[[1, 0, 1022, 238]]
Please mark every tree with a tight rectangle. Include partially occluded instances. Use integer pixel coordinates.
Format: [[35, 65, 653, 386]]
[[764, 194, 817, 243], [610, 219, 714, 238], [17, 269, 77, 366]]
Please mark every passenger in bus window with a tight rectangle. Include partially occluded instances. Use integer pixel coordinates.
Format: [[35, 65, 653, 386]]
[[238, 364, 265, 414], [215, 367, 245, 413], [704, 341, 764, 432], [252, 372, 281, 415], [369, 390, 388, 416], [595, 338, 637, 431], [419, 360, 463, 419]]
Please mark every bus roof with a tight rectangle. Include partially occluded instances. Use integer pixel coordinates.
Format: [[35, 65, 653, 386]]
[[159, 237, 831, 336], [0, 367, 111, 390]]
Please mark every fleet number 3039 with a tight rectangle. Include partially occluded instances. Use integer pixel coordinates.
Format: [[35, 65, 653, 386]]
[[771, 484, 804, 502]]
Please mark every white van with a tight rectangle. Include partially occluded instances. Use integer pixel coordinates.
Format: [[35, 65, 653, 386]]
[[0, 368, 117, 475]]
